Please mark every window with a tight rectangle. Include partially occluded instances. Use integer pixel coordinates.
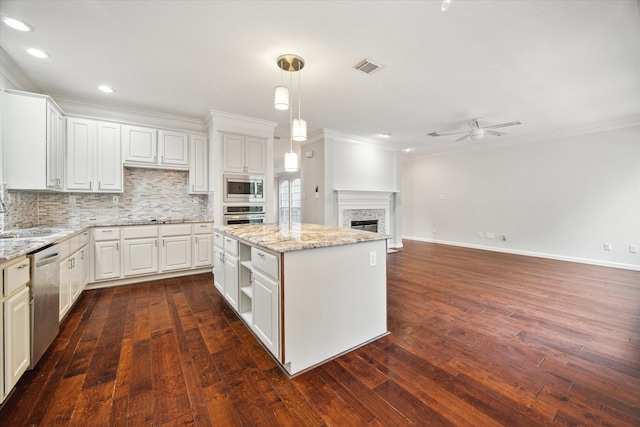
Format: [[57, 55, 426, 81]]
[[279, 178, 301, 223]]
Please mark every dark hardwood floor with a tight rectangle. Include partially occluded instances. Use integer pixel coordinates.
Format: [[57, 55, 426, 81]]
[[1, 240, 639, 426]]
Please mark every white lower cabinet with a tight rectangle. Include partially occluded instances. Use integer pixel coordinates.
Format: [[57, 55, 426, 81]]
[[223, 251, 239, 311], [160, 224, 192, 272], [252, 269, 280, 359], [3, 287, 30, 394], [123, 238, 159, 276], [94, 228, 122, 281], [193, 223, 213, 268], [60, 232, 91, 320], [214, 232, 281, 360]]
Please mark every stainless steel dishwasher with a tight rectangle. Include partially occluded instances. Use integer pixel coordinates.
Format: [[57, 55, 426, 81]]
[[28, 244, 60, 369]]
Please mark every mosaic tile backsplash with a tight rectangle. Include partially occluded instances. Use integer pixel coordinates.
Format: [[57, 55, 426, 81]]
[[1, 168, 211, 230]]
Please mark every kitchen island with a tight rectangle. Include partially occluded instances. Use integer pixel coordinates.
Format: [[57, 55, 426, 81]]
[[214, 223, 388, 376]]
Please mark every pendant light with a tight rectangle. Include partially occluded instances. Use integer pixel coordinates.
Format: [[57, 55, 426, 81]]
[[276, 54, 305, 172], [274, 67, 289, 110], [292, 62, 307, 142]]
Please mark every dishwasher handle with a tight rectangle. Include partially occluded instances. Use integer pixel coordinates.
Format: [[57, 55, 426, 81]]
[[35, 252, 60, 267]]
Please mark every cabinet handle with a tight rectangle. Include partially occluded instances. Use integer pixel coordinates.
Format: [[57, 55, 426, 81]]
[[257, 252, 265, 258], [116, 243, 119, 251], [103, 230, 113, 233], [155, 240, 158, 247], [89, 181, 92, 188], [17, 263, 29, 270], [98, 181, 102, 189]]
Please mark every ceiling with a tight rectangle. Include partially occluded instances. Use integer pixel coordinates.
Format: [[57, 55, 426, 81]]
[[1, 0, 639, 159]]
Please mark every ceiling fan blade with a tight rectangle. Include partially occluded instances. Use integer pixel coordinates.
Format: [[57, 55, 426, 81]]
[[484, 121, 521, 129], [455, 134, 470, 142], [429, 130, 469, 137], [485, 130, 505, 136]]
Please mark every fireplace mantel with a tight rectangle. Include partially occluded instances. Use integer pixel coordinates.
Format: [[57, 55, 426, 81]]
[[335, 190, 395, 236]]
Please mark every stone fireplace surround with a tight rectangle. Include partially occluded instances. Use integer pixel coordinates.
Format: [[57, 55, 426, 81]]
[[335, 190, 394, 238]]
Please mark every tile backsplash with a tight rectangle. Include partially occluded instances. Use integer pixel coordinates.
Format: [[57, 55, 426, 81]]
[[1, 168, 211, 230]]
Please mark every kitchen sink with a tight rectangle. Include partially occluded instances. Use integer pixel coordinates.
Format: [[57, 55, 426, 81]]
[[0, 229, 58, 239]]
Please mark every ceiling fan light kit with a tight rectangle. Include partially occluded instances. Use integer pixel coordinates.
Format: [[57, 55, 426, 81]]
[[275, 54, 306, 172], [428, 118, 521, 142]]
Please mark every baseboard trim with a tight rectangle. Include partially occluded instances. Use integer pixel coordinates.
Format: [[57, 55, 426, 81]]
[[402, 236, 640, 271]]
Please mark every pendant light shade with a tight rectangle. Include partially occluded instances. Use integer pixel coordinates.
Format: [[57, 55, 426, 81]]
[[274, 86, 289, 110], [292, 118, 307, 142], [284, 151, 299, 172]]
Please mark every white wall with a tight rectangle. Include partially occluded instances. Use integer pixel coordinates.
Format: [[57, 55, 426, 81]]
[[403, 126, 640, 270]]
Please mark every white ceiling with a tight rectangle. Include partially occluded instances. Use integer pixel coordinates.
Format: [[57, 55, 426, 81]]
[[1, 0, 639, 158]]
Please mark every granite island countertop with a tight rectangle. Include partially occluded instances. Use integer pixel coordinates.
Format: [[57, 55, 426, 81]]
[[218, 223, 389, 253], [0, 219, 213, 264]]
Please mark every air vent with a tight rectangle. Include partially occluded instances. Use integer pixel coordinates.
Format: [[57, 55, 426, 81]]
[[354, 58, 384, 74]]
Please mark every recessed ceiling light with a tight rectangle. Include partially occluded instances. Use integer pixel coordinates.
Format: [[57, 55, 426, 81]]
[[380, 133, 392, 138], [26, 48, 50, 59], [98, 85, 115, 93], [1, 16, 33, 32], [402, 147, 413, 153]]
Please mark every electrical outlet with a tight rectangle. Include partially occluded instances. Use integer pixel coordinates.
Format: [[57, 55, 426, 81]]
[[486, 232, 495, 239], [69, 195, 77, 205], [432, 227, 437, 234], [478, 232, 483, 238], [604, 243, 612, 251], [501, 234, 506, 242], [193, 197, 199, 204], [112, 196, 119, 204], [369, 251, 377, 267], [629, 244, 638, 254]]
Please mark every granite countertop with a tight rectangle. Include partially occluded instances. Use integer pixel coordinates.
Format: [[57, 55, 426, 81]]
[[218, 223, 389, 253], [0, 219, 214, 264]]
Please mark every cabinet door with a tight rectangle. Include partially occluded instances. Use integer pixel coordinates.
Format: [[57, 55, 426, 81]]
[[161, 236, 192, 271], [189, 134, 208, 193], [158, 130, 189, 167], [94, 241, 121, 281], [4, 286, 31, 392], [70, 253, 82, 302], [96, 122, 123, 192], [193, 234, 213, 267], [59, 258, 71, 321], [222, 134, 245, 173], [4, 92, 48, 190], [66, 117, 96, 191], [223, 255, 239, 311], [122, 125, 157, 164], [123, 238, 159, 276], [213, 247, 224, 294], [80, 247, 90, 289], [252, 270, 280, 359], [245, 136, 266, 174]]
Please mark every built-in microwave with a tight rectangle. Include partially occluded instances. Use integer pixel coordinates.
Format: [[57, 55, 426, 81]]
[[223, 174, 265, 203]]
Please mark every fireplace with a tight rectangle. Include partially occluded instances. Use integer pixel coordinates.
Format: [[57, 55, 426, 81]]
[[351, 219, 378, 232]]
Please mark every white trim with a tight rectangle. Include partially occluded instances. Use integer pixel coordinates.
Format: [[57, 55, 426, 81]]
[[403, 236, 640, 271], [335, 190, 394, 236]]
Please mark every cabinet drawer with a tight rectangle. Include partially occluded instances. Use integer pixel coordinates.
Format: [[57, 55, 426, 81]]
[[251, 247, 278, 279], [94, 227, 121, 241], [224, 236, 238, 257], [123, 226, 158, 239], [193, 223, 212, 235], [79, 230, 90, 246], [161, 224, 191, 237], [4, 257, 30, 297], [214, 232, 224, 249]]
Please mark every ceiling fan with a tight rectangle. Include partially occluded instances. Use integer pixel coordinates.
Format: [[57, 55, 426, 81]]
[[428, 118, 522, 142]]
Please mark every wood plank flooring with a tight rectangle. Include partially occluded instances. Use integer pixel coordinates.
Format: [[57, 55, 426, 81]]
[[1, 240, 639, 426]]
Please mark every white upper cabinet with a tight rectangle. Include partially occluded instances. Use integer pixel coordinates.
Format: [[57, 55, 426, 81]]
[[96, 122, 123, 192], [123, 125, 189, 170], [122, 124, 157, 164], [189, 134, 208, 194], [4, 90, 64, 191], [222, 133, 266, 174], [66, 118, 96, 191], [158, 130, 189, 167], [66, 117, 123, 192]]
